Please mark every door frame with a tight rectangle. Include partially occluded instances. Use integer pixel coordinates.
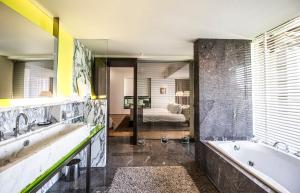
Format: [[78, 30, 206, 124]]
[[107, 58, 138, 145]]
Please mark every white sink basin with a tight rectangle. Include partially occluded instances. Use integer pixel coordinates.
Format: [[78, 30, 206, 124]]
[[0, 123, 89, 193]]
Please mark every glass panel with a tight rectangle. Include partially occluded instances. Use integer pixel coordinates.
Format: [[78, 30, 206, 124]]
[[137, 62, 191, 141], [75, 39, 108, 190], [78, 39, 108, 98]]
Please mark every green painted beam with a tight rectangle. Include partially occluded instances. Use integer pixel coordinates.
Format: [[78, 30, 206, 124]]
[[21, 124, 104, 193]]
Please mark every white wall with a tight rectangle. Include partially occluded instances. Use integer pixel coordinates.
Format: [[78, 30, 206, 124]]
[[137, 63, 178, 108], [151, 78, 175, 108], [110, 67, 133, 114], [124, 78, 133, 96], [137, 63, 170, 96]]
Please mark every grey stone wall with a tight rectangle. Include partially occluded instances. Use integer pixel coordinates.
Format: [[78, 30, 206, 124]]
[[194, 39, 252, 140]]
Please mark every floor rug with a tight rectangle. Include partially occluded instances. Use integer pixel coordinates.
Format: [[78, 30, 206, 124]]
[[107, 166, 203, 193]]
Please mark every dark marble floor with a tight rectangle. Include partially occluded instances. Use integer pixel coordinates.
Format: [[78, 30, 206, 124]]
[[47, 136, 217, 193]]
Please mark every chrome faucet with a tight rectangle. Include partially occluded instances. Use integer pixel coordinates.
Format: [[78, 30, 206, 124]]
[[273, 141, 289, 153], [14, 113, 28, 137]]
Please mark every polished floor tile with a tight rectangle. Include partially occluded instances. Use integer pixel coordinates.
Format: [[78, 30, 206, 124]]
[[47, 136, 217, 193]]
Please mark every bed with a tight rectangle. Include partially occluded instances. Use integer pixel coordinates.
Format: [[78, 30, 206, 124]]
[[142, 108, 186, 123]]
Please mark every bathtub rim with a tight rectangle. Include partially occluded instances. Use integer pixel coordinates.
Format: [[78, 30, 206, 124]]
[[203, 140, 290, 193], [209, 140, 300, 161]]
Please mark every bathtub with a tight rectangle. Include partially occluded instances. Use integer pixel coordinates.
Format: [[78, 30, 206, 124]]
[[207, 141, 300, 193]]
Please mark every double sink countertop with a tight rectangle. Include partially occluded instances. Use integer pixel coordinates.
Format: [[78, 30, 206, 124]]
[[0, 122, 104, 193]]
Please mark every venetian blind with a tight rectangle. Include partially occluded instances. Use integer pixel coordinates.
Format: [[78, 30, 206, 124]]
[[252, 17, 300, 153]]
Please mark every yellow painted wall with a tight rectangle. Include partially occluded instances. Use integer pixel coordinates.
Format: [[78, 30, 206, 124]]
[[57, 28, 74, 96], [0, 0, 74, 106]]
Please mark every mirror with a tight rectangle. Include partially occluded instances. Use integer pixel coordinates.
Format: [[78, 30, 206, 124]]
[[0, 3, 56, 99]]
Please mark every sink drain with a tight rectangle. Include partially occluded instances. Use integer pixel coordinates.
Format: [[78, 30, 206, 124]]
[[23, 140, 30, 147]]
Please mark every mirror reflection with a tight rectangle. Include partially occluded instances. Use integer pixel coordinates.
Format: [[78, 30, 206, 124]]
[[0, 3, 55, 99]]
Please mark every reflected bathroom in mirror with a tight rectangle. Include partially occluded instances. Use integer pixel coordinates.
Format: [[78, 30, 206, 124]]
[[0, 2, 56, 99]]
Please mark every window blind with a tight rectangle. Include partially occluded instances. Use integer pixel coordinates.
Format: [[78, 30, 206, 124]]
[[252, 17, 300, 153]]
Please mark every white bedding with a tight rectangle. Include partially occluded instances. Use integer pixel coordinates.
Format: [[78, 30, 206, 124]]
[[142, 108, 186, 123]]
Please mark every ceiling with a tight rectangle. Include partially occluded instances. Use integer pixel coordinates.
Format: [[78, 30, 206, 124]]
[[78, 39, 108, 56], [168, 64, 189, 79], [34, 0, 300, 60], [0, 2, 54, 60]]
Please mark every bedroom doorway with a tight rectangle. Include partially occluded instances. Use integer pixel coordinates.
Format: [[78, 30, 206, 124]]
[[136, 61, 192, 141], [107, 58, 138, 145]]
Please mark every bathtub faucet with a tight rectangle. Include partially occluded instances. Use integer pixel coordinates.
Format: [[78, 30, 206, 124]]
[[273, 142, 289, 153], [234, 144, 240, 151]]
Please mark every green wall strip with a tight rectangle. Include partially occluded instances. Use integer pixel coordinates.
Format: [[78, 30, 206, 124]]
[[21, 125, 104, 193]]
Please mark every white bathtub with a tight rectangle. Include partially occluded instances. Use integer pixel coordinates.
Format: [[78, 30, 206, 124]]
[[207, 141, 300, 193]]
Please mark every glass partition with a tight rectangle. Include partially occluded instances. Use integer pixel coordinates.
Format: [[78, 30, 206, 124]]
[[78, 39, 108, 98], [75, 39, 108, 190], [137, 62, 191, 140]]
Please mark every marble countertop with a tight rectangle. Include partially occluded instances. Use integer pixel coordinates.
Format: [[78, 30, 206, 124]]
[[20, 124, 104, 193], [0, 123, 92, 193]]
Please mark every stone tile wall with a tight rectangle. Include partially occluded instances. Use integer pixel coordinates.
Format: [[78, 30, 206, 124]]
[[194, 39, 252, 140]]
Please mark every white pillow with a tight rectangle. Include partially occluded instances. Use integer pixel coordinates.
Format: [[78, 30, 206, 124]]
[[167, 103, 175, 113], [167, 103, 173, 112], [168, 103, 182, 114]]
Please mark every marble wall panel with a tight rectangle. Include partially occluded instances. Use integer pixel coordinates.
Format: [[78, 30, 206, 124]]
[[73, 40, 93, 97], [61, 102, 84, 122], [78, 99, 107, 168], [84, 99, 106, 126], [0, 105, 60, 133]]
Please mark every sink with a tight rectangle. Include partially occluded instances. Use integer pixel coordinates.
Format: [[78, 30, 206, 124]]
[[0, 123, 89, 193]]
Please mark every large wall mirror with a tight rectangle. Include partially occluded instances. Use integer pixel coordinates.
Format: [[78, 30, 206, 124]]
[[0, 3, 56, 99]]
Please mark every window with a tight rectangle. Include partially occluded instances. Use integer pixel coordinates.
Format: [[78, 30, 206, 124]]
[[252, 17, 300, 153]]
